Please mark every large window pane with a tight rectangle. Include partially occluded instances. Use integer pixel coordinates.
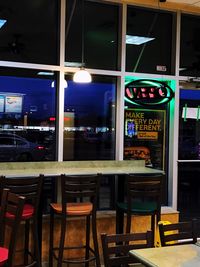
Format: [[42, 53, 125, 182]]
[[180, 14, 200, 77], [63, 75, 116, 160], [179, 86, 200, 160], [0, 68, 56, 161], [65, 0, 119, 70], [0, 0, 59, 64], [126, 6, 174, 75]]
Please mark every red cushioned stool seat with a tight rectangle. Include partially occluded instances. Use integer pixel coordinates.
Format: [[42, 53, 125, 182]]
[[0, 247, 8, 266]]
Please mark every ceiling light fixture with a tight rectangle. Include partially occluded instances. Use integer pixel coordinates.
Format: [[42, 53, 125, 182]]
[[73, 0, 92, 83], [51, 79, 68, 89], [0, 19, 7, 29], [126, 35, 155, 45]]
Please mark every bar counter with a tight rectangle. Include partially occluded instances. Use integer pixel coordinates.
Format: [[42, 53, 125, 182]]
[[0, 160, 163, 177]]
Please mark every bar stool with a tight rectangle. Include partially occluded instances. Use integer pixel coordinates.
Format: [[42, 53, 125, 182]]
[[116, 174, 163, 243], [49, 174, 101, 267], [0, 189, 26, 267], [0, 175, 44, 267]]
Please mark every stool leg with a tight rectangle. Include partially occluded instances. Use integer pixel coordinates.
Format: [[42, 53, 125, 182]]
[[57, 214, 67, 267], [126, 212, 131, 234], [49, 210, 54, 267], [91, 213, 100, 267], [32, 216, 41, 267], [24, 220, 30, 265], [85, 215, 90, 267], [116, 206, 124, 234], [151, 214, 156, 246]]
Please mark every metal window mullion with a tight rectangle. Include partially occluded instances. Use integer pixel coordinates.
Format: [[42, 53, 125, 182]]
[[56, 0, 66, 161], [115, 3, 127, 160], [170, 11, 181, 209]]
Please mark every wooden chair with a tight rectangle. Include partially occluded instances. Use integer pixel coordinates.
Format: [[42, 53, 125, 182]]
[[116, 174, 163, 242], [0, 175, 44, 267], [0, 189, 25, 267], [101, 231, 153, 267], [159, 219, 198, 246], [49, 173, 101, 267]]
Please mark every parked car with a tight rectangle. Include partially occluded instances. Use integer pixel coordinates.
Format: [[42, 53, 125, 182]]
[[0, 133, 46, 161]]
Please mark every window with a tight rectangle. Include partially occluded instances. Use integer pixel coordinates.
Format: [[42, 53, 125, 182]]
[[179, 87, 200, 160], [180, 14, 200, 77], [63, 75, 116, 160], [65, 0, 119, 70], [0, 0, 59, 64], [126, 6, 174, 75], [0, 68, 56, 161]]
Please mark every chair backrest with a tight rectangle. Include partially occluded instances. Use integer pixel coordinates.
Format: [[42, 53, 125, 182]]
[[61, 174, 100, 212], [126, 174, 163, 218], [0, 188, 25, 266], [159, 219, 198, 246], [101, 231, 153, 267], [0, 175, 44, 213]]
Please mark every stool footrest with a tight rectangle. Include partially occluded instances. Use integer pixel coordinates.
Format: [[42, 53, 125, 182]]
[[52, 246, 96, 264], [52, 245, 94, 251]]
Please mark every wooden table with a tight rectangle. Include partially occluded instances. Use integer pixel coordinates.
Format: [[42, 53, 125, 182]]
[[129, 244, 200, 267]]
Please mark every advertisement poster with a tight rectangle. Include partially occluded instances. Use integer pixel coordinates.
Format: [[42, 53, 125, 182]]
[[124, 108, 166, 170], [5, 96, 22, 113]]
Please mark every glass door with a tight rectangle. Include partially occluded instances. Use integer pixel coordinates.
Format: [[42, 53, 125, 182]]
[[178, 82, 200, 220]]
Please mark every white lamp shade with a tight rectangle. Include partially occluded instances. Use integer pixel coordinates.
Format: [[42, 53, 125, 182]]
[[73, 69, 92, 83], [51, 79, 68, 88]]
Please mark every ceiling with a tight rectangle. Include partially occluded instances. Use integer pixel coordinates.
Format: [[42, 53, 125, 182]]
[[165, 0, 200, 8]]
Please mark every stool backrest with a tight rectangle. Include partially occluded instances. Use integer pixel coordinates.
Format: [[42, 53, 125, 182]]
[[61, 174, 100, 212], [0, 188, 25, 266], [159, 219, 198, 246], [101, 231, 152, 267], [0, 175, 44, 213], [126, 174, 163, 219]]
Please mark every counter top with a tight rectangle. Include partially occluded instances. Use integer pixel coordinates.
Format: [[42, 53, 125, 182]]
[[0, 160, 164, 177]]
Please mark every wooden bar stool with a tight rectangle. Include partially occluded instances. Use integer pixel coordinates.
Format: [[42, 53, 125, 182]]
[[0, 175, 44, 267], [49, 174, 101, 267], [116, 174, 163, 243], [0, 189, 25, 267]]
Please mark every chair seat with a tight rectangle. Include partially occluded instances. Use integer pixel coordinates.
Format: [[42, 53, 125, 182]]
[[0, 247, 8, 266], [6, 204, 34, 220], [117, 201, 157, 214], [50, 202, 93, 216]]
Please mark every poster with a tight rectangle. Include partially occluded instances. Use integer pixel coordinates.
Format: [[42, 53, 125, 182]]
[[124, 108, 166, 170]]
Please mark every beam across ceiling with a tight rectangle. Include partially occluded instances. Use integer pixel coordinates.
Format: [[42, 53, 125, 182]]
[[105, 0, 200, 14]]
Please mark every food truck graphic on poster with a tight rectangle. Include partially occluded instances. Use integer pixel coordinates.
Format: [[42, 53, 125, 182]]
[[124, 108, 166, 170]]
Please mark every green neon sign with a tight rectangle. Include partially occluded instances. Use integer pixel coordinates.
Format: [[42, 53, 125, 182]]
[[125, 79, 174, 106]]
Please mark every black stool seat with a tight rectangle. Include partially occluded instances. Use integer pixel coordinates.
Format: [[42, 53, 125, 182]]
[[49, 173, 101, 267]]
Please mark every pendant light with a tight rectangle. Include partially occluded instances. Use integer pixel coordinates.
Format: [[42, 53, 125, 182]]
[[73, 0, 92, 83]]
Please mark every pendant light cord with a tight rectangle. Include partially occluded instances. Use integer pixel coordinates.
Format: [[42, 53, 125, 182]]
[[81, 0, 85, 67]]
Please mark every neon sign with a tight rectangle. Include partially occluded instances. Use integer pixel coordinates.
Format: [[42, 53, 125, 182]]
[[125, 79, 174, 106]]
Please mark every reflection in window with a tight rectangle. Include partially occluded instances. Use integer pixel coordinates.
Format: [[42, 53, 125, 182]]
[[63, 75, 116, 160], [0, 69, 56, 162], [179, 88, 200, 160], [180, 14, 200, 77], [65, 0, 119, 70], [0, 0, 59, 64], [126, 6, 174, 75]]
